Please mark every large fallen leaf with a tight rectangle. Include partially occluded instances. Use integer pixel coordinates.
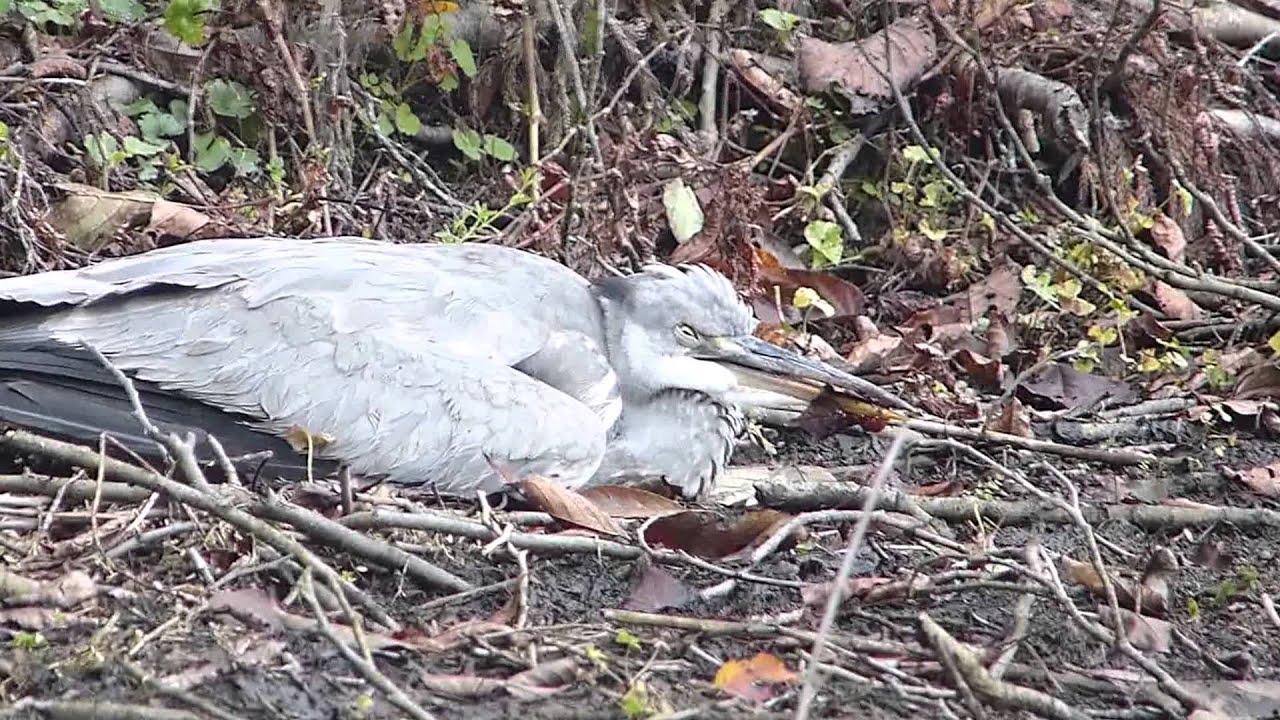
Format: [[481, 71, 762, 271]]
[[1226, 461, 1280, 496], [800, 575, 929, 608], [1146, 213, 1187, 263], [1150, 280, 1203, 320], [521, 475, 624, 536], [1101, 607, 1172, 653], [1059, 551, 1173, 618], [1182, 680, 1280, 718], [579, 485, 683, 518], [623, 562, 691, 613], [642, 509, 803, 559], [1016, 362, 1135, 410], [984, 397, 1033, 437], [45, 182, 212, 251], [663, 178, 704, 243], [966, 260, 1023, 319], [797, 17, 937, 115], [713, 653, 796, 702], [0, 569, 97, 609]]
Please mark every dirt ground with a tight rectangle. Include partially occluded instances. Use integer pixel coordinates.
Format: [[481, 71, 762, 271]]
[[5, 418, 1280, 720]]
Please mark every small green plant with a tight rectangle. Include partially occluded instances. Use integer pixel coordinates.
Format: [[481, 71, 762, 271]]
[[0, 120, 11, 163], [10, 631, 46, 650], [791, 286, 835, 330], [451, 127, 516, 163], [1135, 337, 1189, 374], [758, 7, 801, 44], [614, 628, 642, 652], [164, 0, 213, 45], [803, 219, 843, 269], [433, 166, 536, 244]]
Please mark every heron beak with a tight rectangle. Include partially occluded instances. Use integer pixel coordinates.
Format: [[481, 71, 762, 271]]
[[698, 335, 910, 414]]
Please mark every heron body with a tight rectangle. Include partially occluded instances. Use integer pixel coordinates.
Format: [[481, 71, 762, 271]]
[[0, 237, 783, 497]]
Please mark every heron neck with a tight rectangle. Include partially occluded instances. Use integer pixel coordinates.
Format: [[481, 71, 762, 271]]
[[590, 390, 744, 498]]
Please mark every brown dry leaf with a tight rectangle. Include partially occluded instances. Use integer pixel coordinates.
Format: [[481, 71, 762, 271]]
[[1150, 280, 1203, 320], [45, 182, 212, 251], [623, 562, 692, 613], [29, 54, 86, 79], [984, 397, 1033, 437], [985, 311, 1014, 357], [0, 568, 97, 608], [642, 509, 803, 560], [952, 348, 1004, 388], [1226, 461, 1280, 496], [1017, 362, 1135, 410], [757, 260, 866, 319], [1101, 607, 1172, 653], [398, 618, 513, 654], [1148, 214, 1187, 263], [521, 475, 624, 537], [967, 261, 1024, 320], [713, 653, 796, 702], [1059, 556, 1170, 617], [912, 479, 962, 496], [507, 657, 582, 699], [1182, 680, 1280, 718], [418, 673, 507, 698], [579, 485, 684, 519], [797, 17, 937, 115], [727, 48, 801, 112], [803, 575, 931, 609], [843, 333, 904, 374], [1233, 361, 1280, 401]]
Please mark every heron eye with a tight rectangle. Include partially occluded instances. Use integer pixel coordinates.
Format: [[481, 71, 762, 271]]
[[674, 324, 701, 344]]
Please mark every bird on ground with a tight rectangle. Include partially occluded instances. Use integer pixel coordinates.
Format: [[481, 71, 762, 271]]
[[0, 237, 906, 498]]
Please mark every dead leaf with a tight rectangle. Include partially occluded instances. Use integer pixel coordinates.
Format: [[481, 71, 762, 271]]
[[1147, 214, 1187, 263], [642, 509, 803, 560], [952, 348, 1004, 388], [623, 562, 691, 613], [579, 485, 684, 518], [1181, 680, 1280, 718], [521, 475, 624, 536], [797, 18, 937, 115], [45, 182, 212, 251], [843, 333, 905, 373], [507, 657, 582, 699], [1017, 362, 1135, 410], [418, 673, 507, 698], [1059, 555, 1171, 617], [757, 263, 866, 321], [912, 479, 962, 496], [1233, 361, 1280, 401], [1226, 461, 1280, 496], [727, 48, 801, 112], [967, 261, 1023, 319], [0, 569, 97, 608], [1101, 607, 1172, 653], [801, 575, 928, 608], [1150, 280, 1203, 320], [984, 397, 1033, 437], [397, 618, 513, 654], [713, 653, 796, 702]]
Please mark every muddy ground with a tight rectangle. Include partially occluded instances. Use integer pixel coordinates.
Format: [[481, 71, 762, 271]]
[[4, 416, 1280, 720]]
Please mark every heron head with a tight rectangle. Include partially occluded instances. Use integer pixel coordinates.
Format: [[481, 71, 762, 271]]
[[596, 263, 869, 406]]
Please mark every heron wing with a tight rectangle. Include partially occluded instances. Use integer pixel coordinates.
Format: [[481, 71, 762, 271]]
[[0, 238, 612, 492]]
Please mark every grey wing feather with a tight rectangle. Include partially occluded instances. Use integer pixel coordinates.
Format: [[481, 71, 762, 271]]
[[0, 237, 614, 493]]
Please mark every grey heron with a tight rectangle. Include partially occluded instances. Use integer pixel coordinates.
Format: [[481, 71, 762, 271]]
[[0, 237, 902, 497]]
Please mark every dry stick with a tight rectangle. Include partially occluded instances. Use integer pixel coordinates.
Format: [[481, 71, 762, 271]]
[[903, 417, 1163, 466], [923, 17, 1280, 311], [523, 2, 542, 185], [0, 429, 399, 631], [795, 431, 911, 720], [256, 0, 315, 143], [345, 509, 642, 558], [698, 0, 733, 140], [602, 608, 921, 658], [541, 0, 603, 164], [917, 614, 1088, 720], [297, 571, 439, 720], [250, 499, 470, 592], [946, 441, 1205, 711]]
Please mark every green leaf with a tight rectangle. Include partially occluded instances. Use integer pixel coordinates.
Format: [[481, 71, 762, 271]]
[[123, 97, 159, 117], [193, 132, 231, 172], [375, 111, 395, 137], [901, 144, 934, 165], [481, 134, 515, 162], [100, 0, 146, 22], [918, 218, 947, 241], [0, 0, 11, 14], [758, 8, 800, 32], [803, 220, 843, 267], [393, 103, 422, 136], [84, 133, 118, 167], [1268, 330, 1280, 356], [228, 147, 259, 176], [614, 629, 642, 651], [662, 178, 704, 243], [122, 135, 167, 156], [393, 20, 417, 61], [452, 127, 483, 161], [164, 0, 210, 46], [792, 286, 834, 317], [437, 72, 459, 92], [205, 79, 255, 119], [450, 38, 476, 78], [138, 111, 184, 139]]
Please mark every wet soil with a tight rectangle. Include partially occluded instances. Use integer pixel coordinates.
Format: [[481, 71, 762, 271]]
[[4, 422, 1280, 720]]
